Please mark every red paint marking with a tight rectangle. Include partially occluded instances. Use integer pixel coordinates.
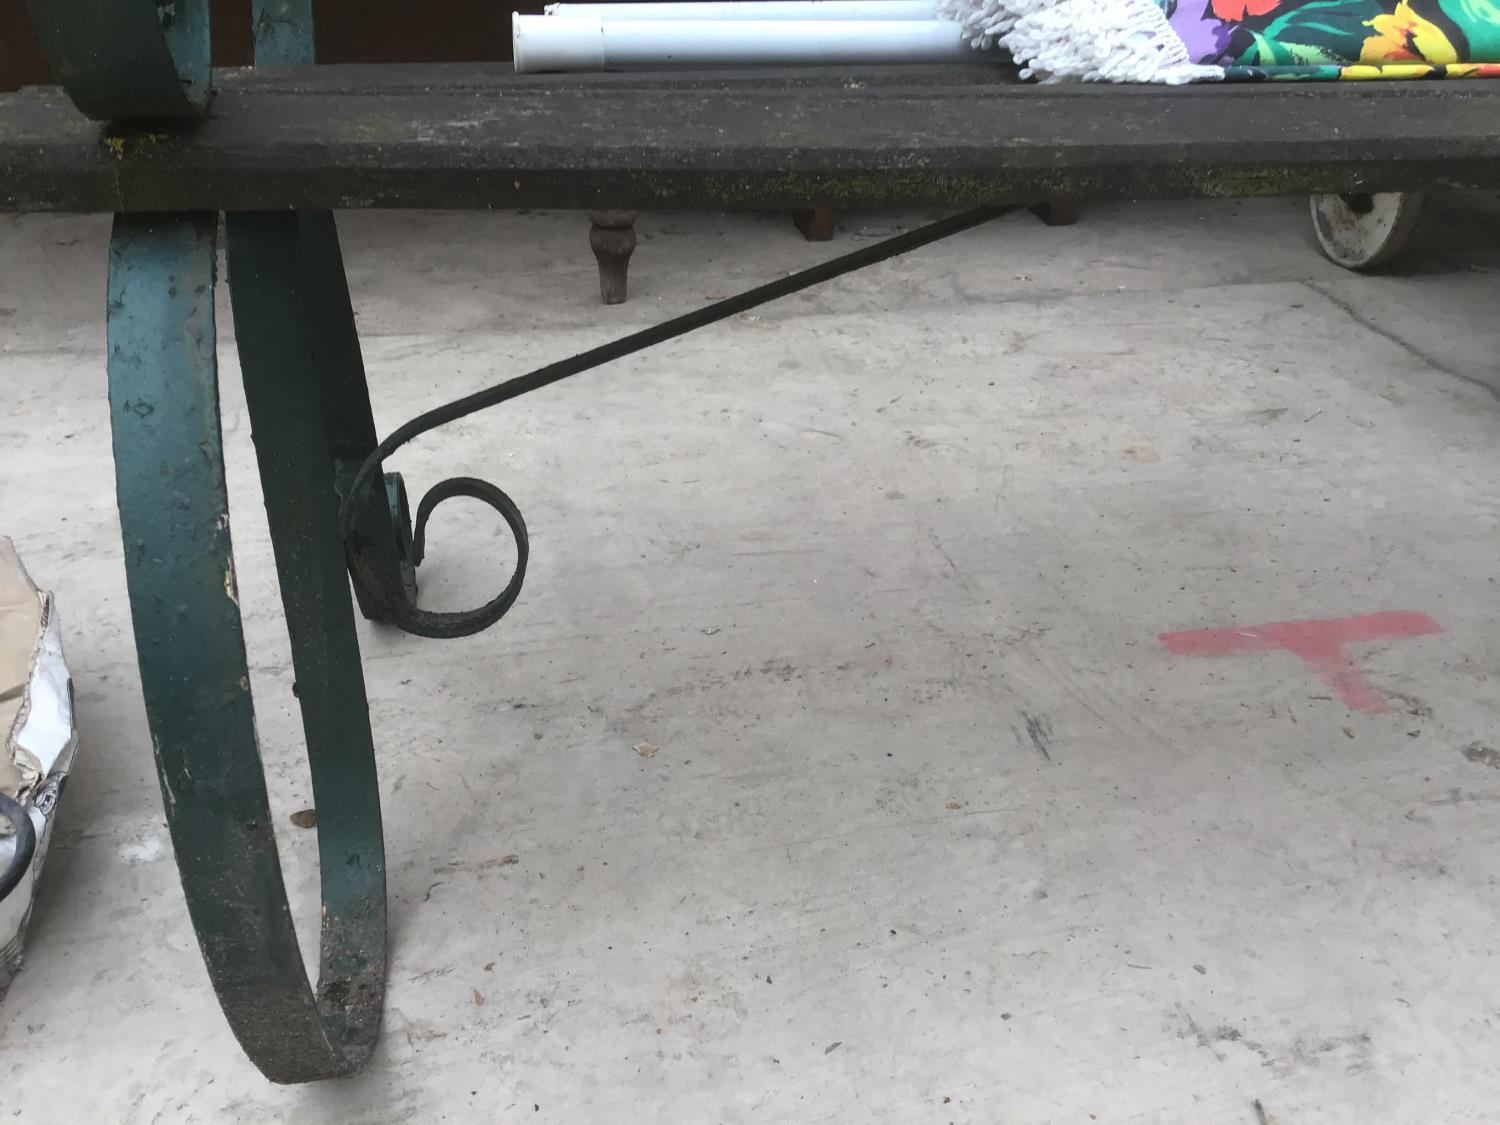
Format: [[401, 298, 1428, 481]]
[[1160, 611, 1442, 713]]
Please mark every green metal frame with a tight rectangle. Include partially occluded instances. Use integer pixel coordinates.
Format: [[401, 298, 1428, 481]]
[[238, 2, 418, 619], [17, 0, 1013, 1088], [28, 0, 211, 120], [29, 0, 405, 1082], [227, 209, 419, 621], [109, 213, 386, 1081]]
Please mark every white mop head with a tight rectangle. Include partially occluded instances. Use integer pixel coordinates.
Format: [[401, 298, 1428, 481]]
[[934, 0, 1224, 84]]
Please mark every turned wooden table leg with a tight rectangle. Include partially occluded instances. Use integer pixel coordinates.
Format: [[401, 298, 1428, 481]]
[[793, 206, 836, 241], [1029, 199, 1080, 227], [589, 210, 637, 304]]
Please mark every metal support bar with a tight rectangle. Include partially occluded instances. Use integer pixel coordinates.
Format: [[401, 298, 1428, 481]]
[[228, 210, 418, 619], [108, 213, 385, 1083], [243, 2, 417, 619]]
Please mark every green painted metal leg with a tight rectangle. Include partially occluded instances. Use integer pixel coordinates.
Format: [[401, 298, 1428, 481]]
[[252, 0, 317, 66], [109, 212, 385, 1083], [27, 0, 212, 120], [226, 210, 417, 621], [238, 5, 416, 621]]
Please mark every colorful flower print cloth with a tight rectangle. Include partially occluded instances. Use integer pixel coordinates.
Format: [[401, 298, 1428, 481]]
[[937, 0, 1500, 83]]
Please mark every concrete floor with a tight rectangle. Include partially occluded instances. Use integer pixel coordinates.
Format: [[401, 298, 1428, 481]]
[[2, 195, 1499, 1124]]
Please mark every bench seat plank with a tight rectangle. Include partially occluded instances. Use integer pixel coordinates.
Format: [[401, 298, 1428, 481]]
[[3, 62, 1499, 211]]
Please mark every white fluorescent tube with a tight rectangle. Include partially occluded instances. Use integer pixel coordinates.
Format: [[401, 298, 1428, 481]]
[[543, 2, 938, 21], [513, 15, 967, 72]]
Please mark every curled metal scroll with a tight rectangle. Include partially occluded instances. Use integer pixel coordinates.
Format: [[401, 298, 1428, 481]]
[[28, 0, 212, 121], [342, 203, 1015, 639]]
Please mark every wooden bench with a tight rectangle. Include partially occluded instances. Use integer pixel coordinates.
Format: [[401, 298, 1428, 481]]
[[4, 3, 1498, 1085], [6, 63, 1500, 211]]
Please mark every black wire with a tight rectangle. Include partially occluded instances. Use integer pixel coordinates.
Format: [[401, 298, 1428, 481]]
[[343, 203, 1017, 638], [0, 793, 36, 903]]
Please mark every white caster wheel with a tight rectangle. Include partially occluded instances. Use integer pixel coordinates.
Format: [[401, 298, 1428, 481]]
[[1309, 191, 1425, 271]]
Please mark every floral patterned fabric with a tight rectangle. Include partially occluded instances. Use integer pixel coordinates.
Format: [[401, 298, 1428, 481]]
[[1158, 0, 1500, 79]]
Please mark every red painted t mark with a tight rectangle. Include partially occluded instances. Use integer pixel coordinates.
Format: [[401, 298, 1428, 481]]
[[1160, 611, 1442, 713]]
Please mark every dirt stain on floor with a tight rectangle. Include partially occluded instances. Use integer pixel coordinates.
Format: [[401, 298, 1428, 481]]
[[1462, 742, 1500, 769]]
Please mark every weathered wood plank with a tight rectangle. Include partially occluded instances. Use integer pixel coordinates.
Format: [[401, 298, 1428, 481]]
[[3, 62, 1499, 212]]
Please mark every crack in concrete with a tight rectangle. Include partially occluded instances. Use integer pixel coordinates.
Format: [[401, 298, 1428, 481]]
[[1303, 280, 1500, 406]]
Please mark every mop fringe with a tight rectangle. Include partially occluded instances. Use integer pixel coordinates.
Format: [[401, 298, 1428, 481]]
[[934, 0, 1224, 84]]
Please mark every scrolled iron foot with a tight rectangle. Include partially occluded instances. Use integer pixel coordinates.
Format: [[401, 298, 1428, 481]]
[[110, 213, 386, 1083], [343, 466, 529, 640], [340, 466, 420, 621]]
